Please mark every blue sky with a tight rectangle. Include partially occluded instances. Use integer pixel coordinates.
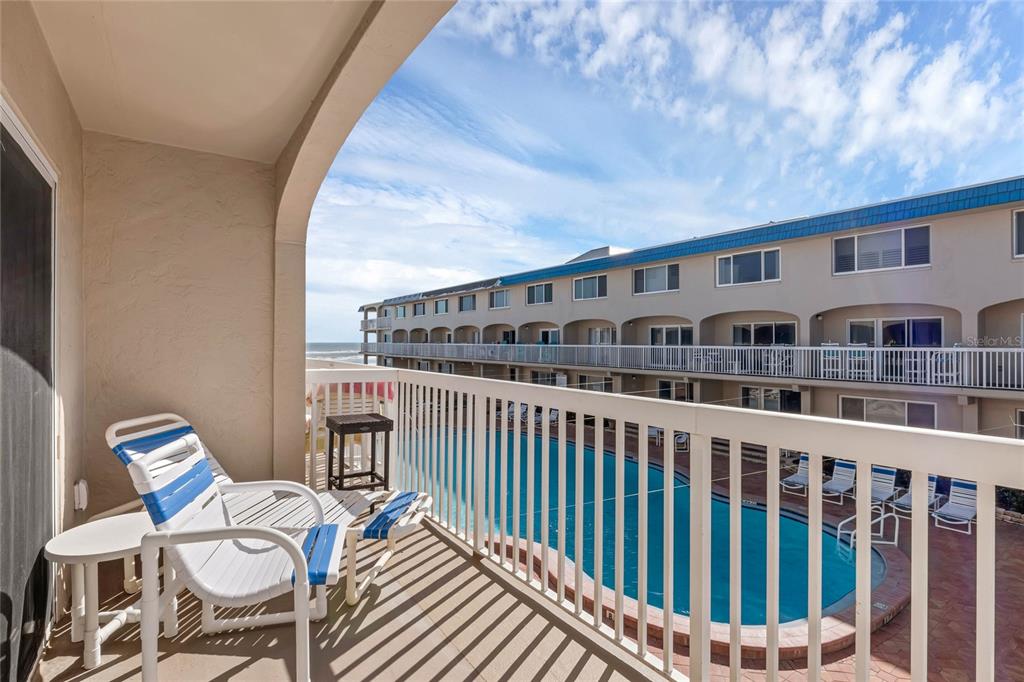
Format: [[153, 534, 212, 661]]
[[307, 0, 1024, 341]]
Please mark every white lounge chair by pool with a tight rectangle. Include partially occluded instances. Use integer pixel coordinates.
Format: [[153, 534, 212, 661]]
[[932, 478, 978, 534], [869, 465, 899, 507], [822, 459, 857, 505], [889, 474, 943, 517], [780, 453, 810, 497]]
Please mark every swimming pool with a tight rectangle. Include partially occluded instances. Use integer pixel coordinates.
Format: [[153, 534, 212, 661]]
[[426, 431, 884, 625]]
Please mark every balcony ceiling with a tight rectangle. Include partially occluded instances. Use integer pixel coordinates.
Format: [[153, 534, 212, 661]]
[[32, 0, 372, 162]]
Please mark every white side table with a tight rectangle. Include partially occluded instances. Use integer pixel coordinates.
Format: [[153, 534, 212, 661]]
[[44, 512, 176, 669]]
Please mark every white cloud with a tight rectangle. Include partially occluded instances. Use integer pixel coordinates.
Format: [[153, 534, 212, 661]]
[[446, 0, 1022, 180], [308, 0, 1024, 339]]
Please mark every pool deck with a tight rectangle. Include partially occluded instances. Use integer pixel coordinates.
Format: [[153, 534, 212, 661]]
[[618, 423, 1024, 681]]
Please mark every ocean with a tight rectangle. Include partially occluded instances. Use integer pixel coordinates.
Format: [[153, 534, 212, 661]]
[[305, 342, 375, 365]]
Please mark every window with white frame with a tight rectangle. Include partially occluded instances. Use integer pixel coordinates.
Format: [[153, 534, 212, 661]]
[[573, 274, 607, 300], [587, 327, 616, 345], [579, 374, 613, 392], [650, 325, 694, 346], [633, 264, 679, 294], [458, 294, 476, 312], [539, 328, 560, 345], [531, 371, 558, 386], [833, 225, 930, 274], [741, 385, 801, 413], [732, 321, 796, 345], [657, 379, 694, 402], [716, 249, 780, 286], [1016, 409, 1024, 439], [526, 282, 553, 305], [489, 289, 510, 309], [839, 395, 936, 428], [416, 360, 431, 371], [396, 305, 406, 318], [434, 299, 448, 315], [413, 302, 425, 316], [439, 362, 455, 374], [382, 357, 394, 367], [382, 307, 390, 317], [1014, 210, 1024, 259], [846, 317, 942, 347]]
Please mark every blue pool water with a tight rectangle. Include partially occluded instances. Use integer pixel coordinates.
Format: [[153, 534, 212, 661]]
[[427, 432, 884, 625]]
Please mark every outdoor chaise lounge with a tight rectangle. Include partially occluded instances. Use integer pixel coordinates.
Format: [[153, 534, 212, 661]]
[[107, 414, 430, 681], [932, 478, 978, 534], [107, 414, 376, 528], [780, 453, 810, 497], [869, 465, 899, 506], [822, 459, 857, 505], [889, 474, 943, 517]]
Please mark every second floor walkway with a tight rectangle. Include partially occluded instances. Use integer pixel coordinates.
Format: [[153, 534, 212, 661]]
[[363, 342, 1024, 392]]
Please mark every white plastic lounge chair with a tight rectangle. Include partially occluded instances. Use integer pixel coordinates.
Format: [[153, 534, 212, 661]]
[[534, 407, 559, 426], [128, 432, 428, 681], [822, 459, 857, 505], [889, 474, 942, 517], [869, 465, 899, 507], [932, 478, 977, 534], [106, 414, 375, 528], [780, 453, 810, 497]]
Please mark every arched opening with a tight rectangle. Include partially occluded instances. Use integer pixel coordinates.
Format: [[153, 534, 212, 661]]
[[699, 310, 799, 346], [410, 328, 428, 344], [393, 329, 408, 343], [483, 323, 516, 344], [518, 322, 561, 345], [429, 326, 452, 343], [977, 298, 1024, 347], [563, 318, 618, 345], [811, 303, 963, 347], [621, 315, 694, 345], [454, 325, 481, 343]]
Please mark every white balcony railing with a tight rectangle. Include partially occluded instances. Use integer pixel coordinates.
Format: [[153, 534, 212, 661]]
[[362, 342, 1024, 391], [360, 317, 392, 331], [306, 365, 1024, 680]]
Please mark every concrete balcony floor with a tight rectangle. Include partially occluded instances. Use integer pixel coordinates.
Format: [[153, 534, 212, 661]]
[[37, 524, 660, 682]]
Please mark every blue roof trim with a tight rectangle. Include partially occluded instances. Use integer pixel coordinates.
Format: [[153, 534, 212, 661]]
[[380, 176, 1024, 303]]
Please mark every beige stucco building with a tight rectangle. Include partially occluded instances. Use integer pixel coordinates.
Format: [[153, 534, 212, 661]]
[[363, 181, 1024, 439]]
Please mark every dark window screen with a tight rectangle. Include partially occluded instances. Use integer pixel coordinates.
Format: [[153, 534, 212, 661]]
[[2, 124, 54, 680]]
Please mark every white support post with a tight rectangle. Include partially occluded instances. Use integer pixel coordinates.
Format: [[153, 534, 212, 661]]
[[807, 452, 823, 681], [976, 482, 995, 681], [910, 469, 928, 681], [689, 433, 711, 681], [729, 439, 742, 681], [473, 393, 485, 553], [855, 461, 872, 682], [766, 445, 780, 681]]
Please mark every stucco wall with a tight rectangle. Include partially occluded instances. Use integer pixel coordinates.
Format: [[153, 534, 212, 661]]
[[979, 398, 1024, 440], [1, 0, 85, 538], [382, 202, 1024, 345], [83, 131, 276, 509]]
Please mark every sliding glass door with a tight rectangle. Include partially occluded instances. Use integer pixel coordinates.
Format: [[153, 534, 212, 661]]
[[1, 122, 55, 680]]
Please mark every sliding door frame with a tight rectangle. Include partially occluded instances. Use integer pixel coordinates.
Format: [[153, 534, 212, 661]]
[[1, 95, 61, 659]]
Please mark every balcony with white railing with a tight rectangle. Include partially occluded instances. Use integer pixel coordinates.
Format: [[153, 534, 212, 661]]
[[360, 317, 393, 331], [302, 365, 1024, 680], [361, 342, 1024, 391]]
